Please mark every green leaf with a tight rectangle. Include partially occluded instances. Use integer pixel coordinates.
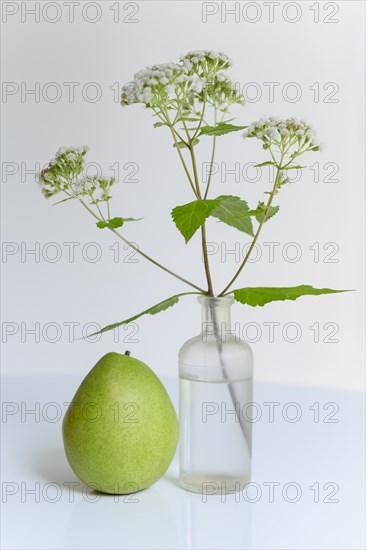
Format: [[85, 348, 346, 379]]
[[248, 202, 280, 224], [282, 165, 305, 170], [211, 195, 254, 236], [232, 285, 351, 307], [255, 161, 276, 168], [171, 199, 220, 243], [153, 122, 166, 128], [258, 205, 279, 223], [199, 122, 247, 137], [173, 139, 200, 148], [96, 217, 141, 229], [85, 292, 199, 338]]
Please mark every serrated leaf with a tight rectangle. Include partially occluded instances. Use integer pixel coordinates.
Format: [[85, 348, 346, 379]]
[[232, 285, 351, 307], [258, 205, 279, 223], [173, 139, 199, 149], [171, 199, 220, 243], [211, 195, 254, 236], [248, 202, 280, 224], [96, 217, 141, 229], [199, 122, 247, 137], [255, 161, 276, 168], [173, 141, 188, 149], [85, 292, 199, 338]]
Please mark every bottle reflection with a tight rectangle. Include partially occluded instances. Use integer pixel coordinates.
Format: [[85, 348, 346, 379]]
[[182, 485, 252, 549], [63, 476, 251, 549]]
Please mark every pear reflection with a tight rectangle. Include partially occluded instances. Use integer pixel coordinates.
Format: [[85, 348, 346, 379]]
[[63, 482, 178, 549]]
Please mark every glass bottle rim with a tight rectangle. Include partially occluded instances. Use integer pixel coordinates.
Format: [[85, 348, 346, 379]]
[[197, 294, 235, 306]]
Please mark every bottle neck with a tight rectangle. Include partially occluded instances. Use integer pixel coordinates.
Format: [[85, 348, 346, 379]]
[[199, 296, 234, 341]]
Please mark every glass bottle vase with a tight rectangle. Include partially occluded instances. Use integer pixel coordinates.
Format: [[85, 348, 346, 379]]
[[178, 295, 254, 494]]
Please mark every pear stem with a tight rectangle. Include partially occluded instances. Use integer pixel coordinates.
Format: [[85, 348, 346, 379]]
[[124, 350, 131, 356]]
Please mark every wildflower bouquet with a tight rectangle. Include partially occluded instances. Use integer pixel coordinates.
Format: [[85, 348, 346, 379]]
[[38, 50, 347, 332]]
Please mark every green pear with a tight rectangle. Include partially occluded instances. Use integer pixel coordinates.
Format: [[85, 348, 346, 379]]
[[62, 352, 178, 494]]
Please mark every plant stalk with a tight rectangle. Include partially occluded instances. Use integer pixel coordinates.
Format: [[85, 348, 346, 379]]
[[219, 155, 285, 296], [189, 143, 215, 296], [79, 199, 206, 294]]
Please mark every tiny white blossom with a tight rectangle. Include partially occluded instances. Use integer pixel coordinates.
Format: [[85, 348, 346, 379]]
[[84, 179, 96, 191], [71, 181, 84, 196], [182, 59, 192, 71], [268, 129, 280, 140], [218, 52, 232, 65], [193, 78, 203, 93], [56, 147, 67, 157], [143, 87, 152, 103], [306, 128, 316, 139], [216, 72, 228, 82], [165, 84, 175, 95], [43, 171, 53, 182]]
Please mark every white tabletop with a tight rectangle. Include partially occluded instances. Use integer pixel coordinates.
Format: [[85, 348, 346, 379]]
[[1, 374, 365, 550]]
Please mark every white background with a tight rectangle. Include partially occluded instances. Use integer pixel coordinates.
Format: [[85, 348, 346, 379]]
[[2, 0, 365, 390], [1, 2, 365, 549]]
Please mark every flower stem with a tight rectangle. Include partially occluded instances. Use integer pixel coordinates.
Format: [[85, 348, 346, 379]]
[[189, 143, 214, 296], [192, 92, 207, 140], [201, 224, 214, 296], [79, 199, 206, 294], [203, 107, 218, 199], [170, 129, 198, 197], [110, 228, 207, 293], [218, 154, 285, 296], [160, 107, 198, 198]]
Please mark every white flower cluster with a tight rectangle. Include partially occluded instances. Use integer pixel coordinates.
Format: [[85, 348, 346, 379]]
[[38, 146, 89, 198], [180, 50, 233, 72], [70, 176, 98, 198], [121, 63, 184, 106], [207, 72, 244, 107], [121, 50, 241, 111], [243, 116, 322, 150], [51, 145, 89, 166]]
